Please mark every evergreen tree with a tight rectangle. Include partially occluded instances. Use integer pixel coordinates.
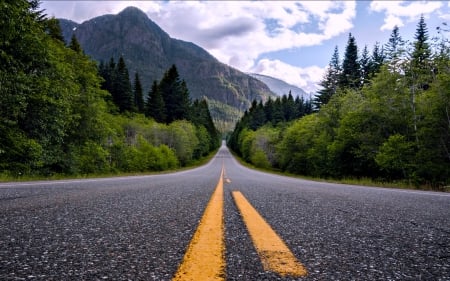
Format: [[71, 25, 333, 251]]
[[385, 26, 405, 73], [146, 80, 166, 123], [359, 45, 371, 86], [133, 72, 144, 113], [178, 80, 192, 120], [44, 17, 64, 42], [314, 46, 341, 109], [340, 33, 360, 89], [69, 34, 82, 54], [370, 42, 385, 76], [190, 99, 219, 149], [412, 15, 431, 68], [264, 97, 274, 122], [159, 65, 191, 123], [113, 56, 133, 112], [271, 97, 285, 125], [249, 100, 266, 130], [282, 92, 298, 121]]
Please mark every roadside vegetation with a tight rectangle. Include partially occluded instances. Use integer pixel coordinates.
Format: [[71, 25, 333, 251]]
[[0, 1, 220, 180], [228, 17, 450, 191]]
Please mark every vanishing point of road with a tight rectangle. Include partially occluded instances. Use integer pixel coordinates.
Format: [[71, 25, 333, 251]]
[[1, 144, 449, 280]]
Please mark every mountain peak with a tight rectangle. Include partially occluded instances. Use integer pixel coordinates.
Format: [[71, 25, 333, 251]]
[[248, 73, 308, 99], [118, 6, 148, 17]]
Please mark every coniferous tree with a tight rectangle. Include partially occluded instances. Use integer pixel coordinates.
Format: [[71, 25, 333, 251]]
[[412, 15, 431, 68], [190, 99, 219, 149], [178, 80, 192, 120], [314, 46, 341, 109], [282, 92, 298, 121], [410, 15, 432, 90], [133, 72, 144, 113], [359, 45, 371, 86], [146, 80, 166, 123], [69, 34, 82, 54], [370, 42, 385, 76], [271, 97, 285, 125], [160, 65, 182, 123], [159, 65, 192, 123], [264, 97, 274, 122], [409, 16, 433, 144], [113, 56, 133, 112], [385, 26, 405, 73], [249, 100, 266, 130], [45, 17, 64, 42], [340, 33, 360, 89]]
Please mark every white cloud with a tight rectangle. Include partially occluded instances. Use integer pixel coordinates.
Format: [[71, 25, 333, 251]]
[[370, 1, 443, 31], [251, 59, 326, 94]]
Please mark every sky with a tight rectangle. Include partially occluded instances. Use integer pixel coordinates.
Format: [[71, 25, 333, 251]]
[[41, 1, 450, 94]]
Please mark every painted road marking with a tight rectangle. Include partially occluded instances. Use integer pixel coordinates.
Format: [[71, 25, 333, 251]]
[[232, 191, 308, 277], [172, 167, 225, 281]]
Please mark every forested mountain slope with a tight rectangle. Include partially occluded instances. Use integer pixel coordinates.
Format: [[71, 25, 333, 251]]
[[59, 6, 276, 132]]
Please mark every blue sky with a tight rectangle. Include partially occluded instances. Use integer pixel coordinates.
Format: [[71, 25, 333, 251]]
[[41, 1, 450, 93]]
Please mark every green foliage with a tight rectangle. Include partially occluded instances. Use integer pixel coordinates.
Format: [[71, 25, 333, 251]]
[[313, 47, 340, 109], [375, 134, 414, 179], [133, 72, 145, 113], [340, 33, 360, 89], [229, 17, 450, 188], [145, 80, 166, 123], [159, 65, 191, 123], [0, 2, 218, 178], [74, 141, 109, 174], [228, 93, 312, 155]]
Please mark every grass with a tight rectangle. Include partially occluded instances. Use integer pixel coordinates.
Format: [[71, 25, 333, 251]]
[[0, 149, 218, 183], [230, 151, 447, 192]]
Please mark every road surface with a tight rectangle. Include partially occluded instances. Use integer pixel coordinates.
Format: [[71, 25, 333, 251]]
[[1, 144, 449, 280]]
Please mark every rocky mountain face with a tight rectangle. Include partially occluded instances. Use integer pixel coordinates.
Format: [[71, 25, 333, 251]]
[[248, 73, 309, 99], [59, 7, 276, 131]]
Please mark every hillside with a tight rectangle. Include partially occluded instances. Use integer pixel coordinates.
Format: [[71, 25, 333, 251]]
[[248, 73, 310, 100], [59, 6, 276, 132]]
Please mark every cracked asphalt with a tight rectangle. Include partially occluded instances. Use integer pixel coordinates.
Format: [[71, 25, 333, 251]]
[[1, 145, 449, 280]]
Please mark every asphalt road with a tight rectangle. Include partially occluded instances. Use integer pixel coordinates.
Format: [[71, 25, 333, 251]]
[[1, 144, 449, 280]]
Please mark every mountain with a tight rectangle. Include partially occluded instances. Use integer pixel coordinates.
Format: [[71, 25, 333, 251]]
[[58, 7, 276, 132], [248, 73, 310, 100]]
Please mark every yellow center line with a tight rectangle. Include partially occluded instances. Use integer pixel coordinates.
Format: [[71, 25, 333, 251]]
[[232, 191, 308, 277], [172, 167, 225, 281]]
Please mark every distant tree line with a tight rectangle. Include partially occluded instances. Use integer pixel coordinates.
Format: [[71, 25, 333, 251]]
[[229, 16, 450, 189], [0, 0, 219, 178]]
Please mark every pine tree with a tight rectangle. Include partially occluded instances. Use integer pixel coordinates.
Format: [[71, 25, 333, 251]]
[[271, 97, 285, 125], [314, 46, 341, 109], [45, 17, 64, 42], [264, 97, 274, 122], [359, 45, 371, 86], [249, 100, 266, 130], [69, 34, 82, 54], [370, 42, 385, 76], [146, 80, 166, 123], [340, 33, 360, 89], [409, 16, 433, 144], [385, 26, 405, 73], [411, 14, 432, 85], [177, 80, 192, 120], [190, 99, 219, 149], [113, 56, 133, 112], [133, 72, 144, 113], [282, 92, 298, 121], [159, 65, 191, 123]]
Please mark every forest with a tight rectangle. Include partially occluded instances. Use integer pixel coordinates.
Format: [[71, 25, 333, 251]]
[[0, 0, 220, 178], [228, 17, 450, 189]]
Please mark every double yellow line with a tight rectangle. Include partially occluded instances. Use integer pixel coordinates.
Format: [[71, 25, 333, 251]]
[[173, 166, 307, 280]]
